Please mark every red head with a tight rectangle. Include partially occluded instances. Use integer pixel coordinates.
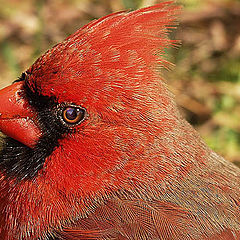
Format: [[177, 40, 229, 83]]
[[0, 2, 197, 239]]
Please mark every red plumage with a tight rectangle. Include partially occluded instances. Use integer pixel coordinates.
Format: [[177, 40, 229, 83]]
[[0, 2, 239, 240]]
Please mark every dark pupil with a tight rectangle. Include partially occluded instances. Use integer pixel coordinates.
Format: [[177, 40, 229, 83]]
[[65, 107, 78, 120]]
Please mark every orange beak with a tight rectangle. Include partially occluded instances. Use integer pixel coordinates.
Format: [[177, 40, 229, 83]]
[[0, 82, 42, 148]]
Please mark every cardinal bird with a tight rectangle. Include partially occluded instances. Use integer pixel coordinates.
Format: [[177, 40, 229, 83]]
[[0, 2, 239, 240]]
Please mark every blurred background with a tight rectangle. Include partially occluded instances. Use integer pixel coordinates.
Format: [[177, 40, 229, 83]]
[[0, 0, 239, 166]]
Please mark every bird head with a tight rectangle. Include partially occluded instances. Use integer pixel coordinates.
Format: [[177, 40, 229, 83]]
[[0, 2, 195, 239]]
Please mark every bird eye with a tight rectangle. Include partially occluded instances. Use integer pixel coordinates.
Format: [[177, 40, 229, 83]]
[[62, 106, 86, 125]]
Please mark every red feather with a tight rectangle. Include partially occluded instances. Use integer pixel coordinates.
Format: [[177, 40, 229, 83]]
[[0, 2, 239, 240]]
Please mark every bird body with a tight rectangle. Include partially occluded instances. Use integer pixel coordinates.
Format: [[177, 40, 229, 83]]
[[0, 2, 239, 239]]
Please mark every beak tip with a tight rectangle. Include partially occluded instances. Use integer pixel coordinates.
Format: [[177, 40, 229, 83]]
[[0, 83, 42, 148]]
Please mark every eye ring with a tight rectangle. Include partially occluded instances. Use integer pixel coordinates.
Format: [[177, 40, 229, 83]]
[[61, 105, 86, 125]]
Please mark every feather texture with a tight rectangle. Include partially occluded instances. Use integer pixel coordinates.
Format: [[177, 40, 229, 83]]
[[0, 2, 239, 240]]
